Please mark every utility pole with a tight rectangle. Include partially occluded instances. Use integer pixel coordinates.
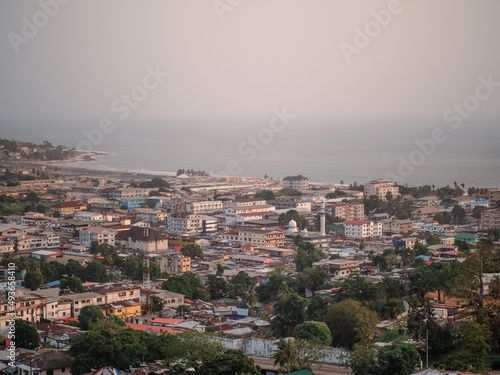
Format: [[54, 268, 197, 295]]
[[426, 326, 429, 368]]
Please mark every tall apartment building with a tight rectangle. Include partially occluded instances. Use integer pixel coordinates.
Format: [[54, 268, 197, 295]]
[[364, 179, 399, 201], [186, 200, 223, 214], [344, 220, 383, 239], [328, 202, 364, 221], [481, 209, 500, 230], [282, 175, 309, 190], [166, 213, 202, 235], [489, 189, 500, 208]]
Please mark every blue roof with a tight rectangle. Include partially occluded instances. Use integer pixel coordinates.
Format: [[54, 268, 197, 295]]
[[45, 280, 60, 286], [416, 255, 430, 261]]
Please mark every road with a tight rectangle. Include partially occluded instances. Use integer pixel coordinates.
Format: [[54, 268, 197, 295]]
[[249, 356, 353, 374]]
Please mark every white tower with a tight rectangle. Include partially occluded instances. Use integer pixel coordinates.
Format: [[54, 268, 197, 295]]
[[319, 199, 326, 236]]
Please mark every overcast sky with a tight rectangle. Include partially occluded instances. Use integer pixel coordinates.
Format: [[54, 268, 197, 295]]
[[1, 0, 500, 144]]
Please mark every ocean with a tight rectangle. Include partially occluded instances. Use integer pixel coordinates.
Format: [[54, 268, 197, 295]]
[[48, 120, 500, 188]]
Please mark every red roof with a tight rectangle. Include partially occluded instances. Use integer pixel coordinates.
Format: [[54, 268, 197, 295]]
[[237, 211, 275, 217], [345, 220, 369, 225], [126, 323, 178, 333], [151, 318, 185, 325]]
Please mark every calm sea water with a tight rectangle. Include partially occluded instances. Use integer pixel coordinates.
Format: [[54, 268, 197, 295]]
[[49, 120, 500, 188]]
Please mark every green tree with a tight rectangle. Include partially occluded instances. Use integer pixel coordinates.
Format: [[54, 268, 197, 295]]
[[162, 273, 209, 301], [307, 295, 327, 321], [296, 267, 329, 294], [294, 321, 332, 345], [139, 177, 171, 188], [276, 188, 302, 196], [197, 349, 261, 375], [272, 338, 327, 372], [53, 210, 61, 217], [206, 275, 228, 300], [455, 320, 492, 371], [181, 243, 204, 259], [472, 205, 488, 219], [15, 319, 40, 349], [176, 304, 191, 316], [85, 260, 110, 282], [23, 272, 43, 290], [79, 305, 105, 330], [326, 299, 378, 349], [60, 276, 85, 292], [216, 263, 225, 276], [426, 234, 441, 245], [376, 343, 421, 375], [451, 205, 467, 224], [256, 271, 296, 303], [271, 293, 309, 337], [65, 259, 85, 278], [254, 189, 275, 200], [150, 295, 164, 312]]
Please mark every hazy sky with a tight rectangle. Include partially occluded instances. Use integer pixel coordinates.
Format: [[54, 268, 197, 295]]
[[1, 0, 500, 145]]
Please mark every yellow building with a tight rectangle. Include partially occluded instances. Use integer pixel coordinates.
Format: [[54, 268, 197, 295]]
[[101, 300, 141, 319]]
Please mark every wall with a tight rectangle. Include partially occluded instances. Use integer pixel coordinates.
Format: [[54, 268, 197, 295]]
[[212, 337, 347, 364]]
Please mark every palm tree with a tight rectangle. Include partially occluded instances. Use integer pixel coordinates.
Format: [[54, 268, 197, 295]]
[[16, 256, 28, 271], [1, 253, 14, 268], [272, 338, 297, 373]]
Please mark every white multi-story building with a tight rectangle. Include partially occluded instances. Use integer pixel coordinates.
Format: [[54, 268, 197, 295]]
[[133, 209, 168, 224], [166, 213, 202, 235], [344, 220, 383, 239], [282, 175, 309, 190], [73, 211, 105, 222], [201, 215, 218, 233], [364, 179, 399, 201], [186, 200, 224, 214], [328, 202, 364, 221], [223, 198, 267, 210], [219, 229, 285, 247], [268, 196, 312, 211], [79, 227, 116, 247]]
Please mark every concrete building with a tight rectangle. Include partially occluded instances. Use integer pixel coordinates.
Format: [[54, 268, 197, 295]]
[[219, 229, 285, 247], [364, 179, 399, 201], [481, 209, 500, 230], [312, 259, 360, 278], [344, 220, 383, 239], [282, 175, 309, 190], [134, 208, 168, 224], [201, 215, 218, 233], [223, 198, 267, 210], [73, 212, 105, 223], [150, 252, 191, 274], [115, 226, 169, 252], [186, 200, 224, 214], [328, 202, 364, 221], [488, 189, 500, 208], [0, 294, 44, 330], [166, 213, 202, 235], [50, 201, 87, 214], [381, 219, 413, 234], [79, 227, 116, 247], [268, 196, 311, 211], [105, 188, 148, 199]]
